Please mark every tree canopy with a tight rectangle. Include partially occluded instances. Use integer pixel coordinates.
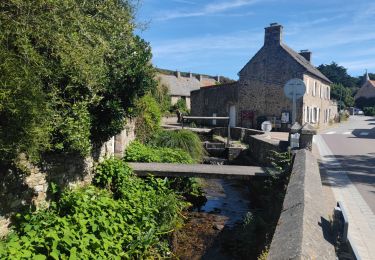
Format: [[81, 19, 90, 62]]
[[0, 0, 156, 165], [317, 62, 359, 89]]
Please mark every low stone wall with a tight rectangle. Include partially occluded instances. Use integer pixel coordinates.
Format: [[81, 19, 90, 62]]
[[247, 134, 282, 166], [267, 149, 335, 259], [211, 127, 284, 165], [0, 119, 136, 237], [211, 127, 264, 141]]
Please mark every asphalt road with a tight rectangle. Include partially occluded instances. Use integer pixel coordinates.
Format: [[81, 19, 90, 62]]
[[320, 115, 375, 213]]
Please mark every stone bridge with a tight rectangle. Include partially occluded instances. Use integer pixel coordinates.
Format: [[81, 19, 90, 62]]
[[128, 162, 267, 180]]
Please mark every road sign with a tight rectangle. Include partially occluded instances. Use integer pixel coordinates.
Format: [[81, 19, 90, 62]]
[[284, 78, 306, 124], [284, 78, 306, 99], [261, 121, 272, 132]]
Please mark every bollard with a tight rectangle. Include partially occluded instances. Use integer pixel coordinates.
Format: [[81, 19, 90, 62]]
[[299, 123, 316, 151]]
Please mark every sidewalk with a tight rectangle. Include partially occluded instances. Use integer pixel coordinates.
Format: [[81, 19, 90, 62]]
[[314, 135, 375, 260]]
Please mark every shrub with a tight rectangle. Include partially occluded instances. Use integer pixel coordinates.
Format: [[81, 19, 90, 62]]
[[172, 98, 189, 114], [124, 140, 193, 164], [0, 0, 156, 164], [150, 130, 206, 162], [363, 107, 375, 116], [124, 141, 205, 205], [0, 158, 187, 258], [134, 94, 162, 143]]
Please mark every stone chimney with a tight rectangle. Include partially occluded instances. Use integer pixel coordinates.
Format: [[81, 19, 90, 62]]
[[264, 23, 283, 46], [215, 75, 221, 83], [175, 71, 180, 78], [189, 72, 193, 78], [196, 74, 203, 81], [299, 50, 312, 62]]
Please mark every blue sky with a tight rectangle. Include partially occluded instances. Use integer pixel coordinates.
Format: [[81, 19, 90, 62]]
[[136, 0, 375, 80]]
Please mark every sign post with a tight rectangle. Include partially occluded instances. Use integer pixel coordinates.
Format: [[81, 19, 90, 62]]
[[284, 79, 306, 124]]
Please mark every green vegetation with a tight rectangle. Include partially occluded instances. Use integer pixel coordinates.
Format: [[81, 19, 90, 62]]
[[0, 0, 155, 166], [172, 98, 189, 114], [363, 107, 375, 116], [150, 130, 206, 162], [134, 94, 162, 143], [124, 140, 205, 206], [330, 83, 354, 109], [124, 140, 193, 164], [153, 79, 172, 114], [0, 158, 187, 259], [246, 150, 292, 258]]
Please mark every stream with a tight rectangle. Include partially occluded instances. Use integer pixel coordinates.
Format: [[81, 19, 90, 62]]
[[172, 178, 253, 259]]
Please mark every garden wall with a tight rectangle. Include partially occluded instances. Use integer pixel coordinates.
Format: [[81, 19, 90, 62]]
[[267, 149, 336, 259], [0, 119, 136, 237]]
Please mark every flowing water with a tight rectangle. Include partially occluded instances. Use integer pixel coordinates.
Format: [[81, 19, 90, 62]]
[[172, 178, 252, 259]]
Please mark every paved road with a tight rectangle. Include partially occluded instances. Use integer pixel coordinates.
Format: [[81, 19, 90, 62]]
[[315, 116, 375, 260]]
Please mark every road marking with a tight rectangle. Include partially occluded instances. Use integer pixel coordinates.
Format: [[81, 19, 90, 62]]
[[325, 131, 336, 135], [343, 131, 352, 135], [360, 132, 369, 136]]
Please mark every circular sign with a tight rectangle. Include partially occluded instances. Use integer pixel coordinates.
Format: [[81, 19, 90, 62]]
[[284, 78, 306, 100], [261, 121, 272, 132]]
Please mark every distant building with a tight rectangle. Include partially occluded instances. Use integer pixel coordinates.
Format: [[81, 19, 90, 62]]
[[355, 71, 375, 101], [156, 69, 232, 110], [191, 23, 337, 128]]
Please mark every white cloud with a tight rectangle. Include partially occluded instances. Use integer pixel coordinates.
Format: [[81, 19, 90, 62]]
[[156, 0, 260, 21]]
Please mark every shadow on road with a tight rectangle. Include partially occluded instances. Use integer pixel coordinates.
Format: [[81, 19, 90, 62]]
[[347, 127, 375, 139], [319, 154, 375, 189]]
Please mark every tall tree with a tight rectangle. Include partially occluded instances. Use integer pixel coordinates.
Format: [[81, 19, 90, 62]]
[[0, 0, 156, 165], [317, 62, 359, 89]]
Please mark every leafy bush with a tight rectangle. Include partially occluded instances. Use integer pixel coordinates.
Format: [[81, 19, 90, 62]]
[[153, 79, 171, 114], [172, 98, 189, 114], [0, 0, 156, 165], [124, 141, 205, 205], [150, 130, 206, 162], [134, 94, 162, 143], [363, 107, 375, 116], [0, 158, 187, 258], [124, 140, 193, 164]]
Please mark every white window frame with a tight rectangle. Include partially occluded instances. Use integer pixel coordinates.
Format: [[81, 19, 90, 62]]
[[313, 81, 317, 96], [305, 78, 310, 95]]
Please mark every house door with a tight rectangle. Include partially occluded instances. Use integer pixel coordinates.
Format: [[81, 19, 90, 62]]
[[229, 105, 236, 127]]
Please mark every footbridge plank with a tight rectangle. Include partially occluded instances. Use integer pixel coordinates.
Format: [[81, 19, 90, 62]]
[[128, 163, 267, 180]]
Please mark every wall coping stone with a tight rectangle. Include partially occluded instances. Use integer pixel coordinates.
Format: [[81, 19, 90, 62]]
[[267, 149, 335, 259]]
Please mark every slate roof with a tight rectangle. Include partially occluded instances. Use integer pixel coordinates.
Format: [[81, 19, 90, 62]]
[[355, 79, 375, 99], [157, 73, 217, 96], [281, 44, 332, 84]]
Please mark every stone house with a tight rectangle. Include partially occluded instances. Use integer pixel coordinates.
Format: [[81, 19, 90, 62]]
[[355, 71, 375, 101], [191, 23, 337, 128], [156, 69, 221, 110]]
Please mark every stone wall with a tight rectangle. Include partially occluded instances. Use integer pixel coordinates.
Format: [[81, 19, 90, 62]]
[[238, 45, 306, 128], [191, 83, 238, 126], [211, 127, 284, 166], [0, 119, 136, 237], [267, 149, 336, 259]]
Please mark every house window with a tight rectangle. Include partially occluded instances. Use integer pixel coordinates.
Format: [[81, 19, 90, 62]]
[[320, 85, 323, 98], [304, 106, 308, 123], [305, 78, 310, 95], [313, 81, 317, 96], [328, 87, 330, 100]]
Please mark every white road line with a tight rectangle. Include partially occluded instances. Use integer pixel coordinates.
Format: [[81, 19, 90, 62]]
[[315, 135, 375, 260], [360, 132, 369, 136], [325, 131, 336, 135], [343, 131, 352, 135]]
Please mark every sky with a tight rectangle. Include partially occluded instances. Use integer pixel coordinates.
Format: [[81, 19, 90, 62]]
[[135, 0, 375, 80]]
